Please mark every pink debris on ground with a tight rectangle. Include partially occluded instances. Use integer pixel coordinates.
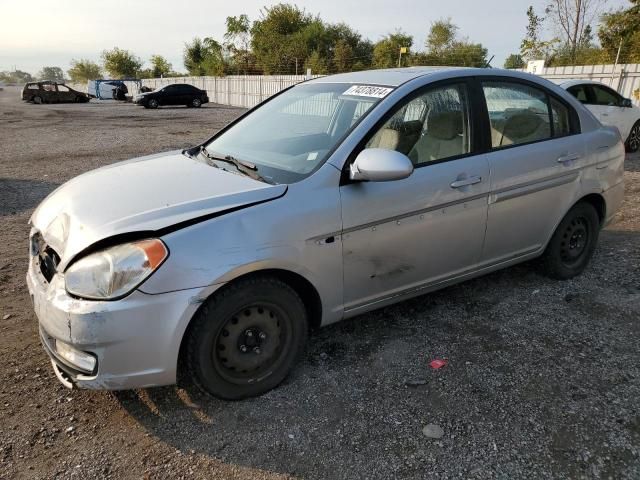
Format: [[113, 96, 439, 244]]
[[429, 359, 448, 369]]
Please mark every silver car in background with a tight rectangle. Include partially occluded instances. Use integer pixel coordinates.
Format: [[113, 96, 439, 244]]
[[27, 67, 625, 399]]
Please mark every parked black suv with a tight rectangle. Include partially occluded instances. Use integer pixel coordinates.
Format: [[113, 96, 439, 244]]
[[134, 84, 209, 109]]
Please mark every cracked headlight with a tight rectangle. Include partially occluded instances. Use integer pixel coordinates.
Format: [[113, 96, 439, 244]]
[[65, 239, 168, 300]]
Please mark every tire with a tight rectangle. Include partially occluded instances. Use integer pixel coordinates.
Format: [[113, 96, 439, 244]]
[[148, 98, 159, 109], [184, 276, 308, 400], [191, 98, 202, 108], [540, 202, 600, 280], [33, 96, 42, 104], [626, 121, 640, 153]]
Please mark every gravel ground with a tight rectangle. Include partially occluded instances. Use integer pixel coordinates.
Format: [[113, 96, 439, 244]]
[[0, 86, 639, 479]]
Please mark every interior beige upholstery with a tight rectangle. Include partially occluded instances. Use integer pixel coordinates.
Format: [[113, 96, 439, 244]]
[[408, 111, 464, 164], [368, 128, 400, 150], [494, 111, 550, 147]]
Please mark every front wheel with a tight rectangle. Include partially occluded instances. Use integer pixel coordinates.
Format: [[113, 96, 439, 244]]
[[33, 96, 43, 104], [540, 202, 600, 280], [626, 121, 640, 153], [184, 276, 308, 400], [148, 98, 159, 109], [191, 98, 202, 108]]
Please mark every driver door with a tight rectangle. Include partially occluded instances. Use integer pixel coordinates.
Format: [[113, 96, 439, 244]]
[[340, 81, 490, 312]]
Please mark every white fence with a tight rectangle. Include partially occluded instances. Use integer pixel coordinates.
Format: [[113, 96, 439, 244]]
[[139, 75, 321, 108], [534, 63, 640, 106]]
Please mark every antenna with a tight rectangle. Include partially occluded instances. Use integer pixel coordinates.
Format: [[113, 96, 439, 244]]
[[484, 55, 495, 68]]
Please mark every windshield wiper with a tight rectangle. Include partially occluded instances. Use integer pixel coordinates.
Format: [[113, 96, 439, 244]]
[[199, 146, 269, 183]]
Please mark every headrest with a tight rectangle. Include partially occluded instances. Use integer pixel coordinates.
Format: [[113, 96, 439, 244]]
[[427, 112, 463, 140], [503, 111, 544, 139], [372, 128, 400, 150]]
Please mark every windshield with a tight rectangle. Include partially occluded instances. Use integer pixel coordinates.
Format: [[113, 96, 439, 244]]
[[204, 82, 390, 184]]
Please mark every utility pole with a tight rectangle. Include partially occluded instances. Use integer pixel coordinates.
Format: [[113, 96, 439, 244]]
[[609, 40, 623, 89]]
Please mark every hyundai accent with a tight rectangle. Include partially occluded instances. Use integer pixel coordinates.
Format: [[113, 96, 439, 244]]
[[28, 67, 625, 399]]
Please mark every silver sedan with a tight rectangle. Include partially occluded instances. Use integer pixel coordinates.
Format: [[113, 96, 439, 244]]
[[28, 67, 624, 399]]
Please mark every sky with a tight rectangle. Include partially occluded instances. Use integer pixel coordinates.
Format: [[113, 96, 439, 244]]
[[0, 0, 631, 75]]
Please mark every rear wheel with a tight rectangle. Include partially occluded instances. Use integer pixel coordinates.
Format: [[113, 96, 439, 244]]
[[626, 121, 640, 153], [184, 276, 308, 400], [540, 202, 600, 279]]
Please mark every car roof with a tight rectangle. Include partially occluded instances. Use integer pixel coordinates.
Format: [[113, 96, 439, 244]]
[[307, 66, 471, 87], [559, 79, 613, 89], [307, 66, 559, 87]]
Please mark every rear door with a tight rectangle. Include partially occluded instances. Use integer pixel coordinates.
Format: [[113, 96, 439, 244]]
[[478, 79, 584, 265], [340, 80, 490, 311]]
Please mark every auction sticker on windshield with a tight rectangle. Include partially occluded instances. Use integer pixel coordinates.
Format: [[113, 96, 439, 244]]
[[343, 85, 394, 98]]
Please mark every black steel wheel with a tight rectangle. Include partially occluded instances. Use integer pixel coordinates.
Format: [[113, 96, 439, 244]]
[[184, 275, 308, 400], [540, 201, 600, 279], [148, 98, 159, 109], [626, 121, 640, 153], [191, 98, 202, 108]]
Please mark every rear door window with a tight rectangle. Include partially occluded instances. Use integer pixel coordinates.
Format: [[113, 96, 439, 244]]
[[482, 81, 554, 148]]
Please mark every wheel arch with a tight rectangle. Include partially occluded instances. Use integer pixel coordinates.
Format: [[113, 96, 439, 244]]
[[541, 191, 606, 254], [578, 192, 606, 226], [176, 268, 323, 379]]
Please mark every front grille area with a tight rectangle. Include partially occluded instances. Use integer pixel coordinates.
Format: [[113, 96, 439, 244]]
[[38, 246, 60, 282], [31, 232, 60, 283]]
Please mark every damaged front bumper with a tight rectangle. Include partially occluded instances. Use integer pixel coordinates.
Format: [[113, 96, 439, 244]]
[[26, 255, 207, 390]]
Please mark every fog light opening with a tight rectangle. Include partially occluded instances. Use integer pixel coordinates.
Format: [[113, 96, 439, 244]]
[[55, 340, 97, 373]]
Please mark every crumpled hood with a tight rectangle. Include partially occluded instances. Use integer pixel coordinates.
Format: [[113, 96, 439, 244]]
[[31, 150, 286, 268]]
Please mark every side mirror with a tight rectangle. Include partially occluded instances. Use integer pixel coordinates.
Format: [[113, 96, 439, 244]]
[[622, 98, 633, 108], [350, 148, 414, 182]]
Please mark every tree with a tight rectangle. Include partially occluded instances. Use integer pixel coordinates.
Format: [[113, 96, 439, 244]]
[[305, 50, 330, 74], [251, 4, 316, 74], [67, 59, 102, 83], [183, 37, 225, 76], [426, 18, 457, 55], [520, 6, 558, 62], [599, 0, 640, 63], [504, 53, 526, 69], [333, 39, 354, 72], [149, 55, 172, 77], [225, 14, 253, 74], [38, 66, 65, 82], [417, 19, 488, 67], [545, 0, 607, 63], [102, 47, 142, 78], [373, 32, 412, 68], [0, 70, 34, 84]]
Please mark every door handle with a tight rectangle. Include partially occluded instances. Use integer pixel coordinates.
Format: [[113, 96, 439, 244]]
[[557, 153, 581, 164], [450, 176, 482, 188]]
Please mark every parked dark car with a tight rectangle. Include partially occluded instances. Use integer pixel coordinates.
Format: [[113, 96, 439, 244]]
[[134, 84, 209, 109], [21, 81, 90, 104]]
